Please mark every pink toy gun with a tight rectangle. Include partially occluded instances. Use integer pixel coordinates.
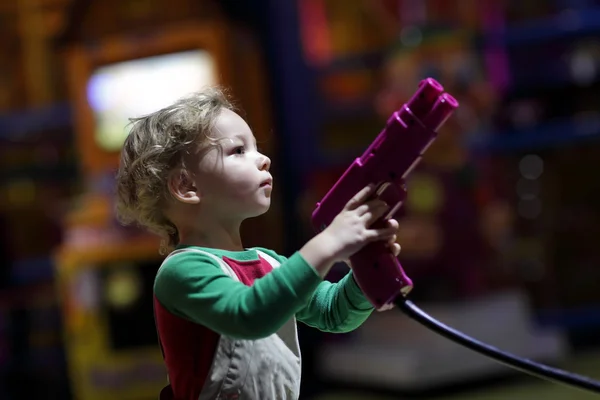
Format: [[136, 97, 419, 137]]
[[310, 78, 600, 394], [311, 78, 458, 309]]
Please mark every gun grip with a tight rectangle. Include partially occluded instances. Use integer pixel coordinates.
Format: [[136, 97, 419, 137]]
[[349, 241, 413, 309]]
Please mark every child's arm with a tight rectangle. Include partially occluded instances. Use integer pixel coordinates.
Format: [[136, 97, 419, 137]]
[[155, 185, 397, 339], [257, 248, 374, 333], [295, 271, 375, 333], [154, 250, 323, 340]]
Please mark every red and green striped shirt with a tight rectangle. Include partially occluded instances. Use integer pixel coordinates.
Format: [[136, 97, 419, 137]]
[[153, 245, 373, 400]]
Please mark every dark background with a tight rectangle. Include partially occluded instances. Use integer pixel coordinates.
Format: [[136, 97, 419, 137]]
[[2, 0, 600, 399]]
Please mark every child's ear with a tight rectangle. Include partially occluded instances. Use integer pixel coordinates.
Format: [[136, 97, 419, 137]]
[[167, 169, 200, 204]]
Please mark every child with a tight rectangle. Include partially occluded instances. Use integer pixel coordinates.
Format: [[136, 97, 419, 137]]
[[115, 87, 400, 400]]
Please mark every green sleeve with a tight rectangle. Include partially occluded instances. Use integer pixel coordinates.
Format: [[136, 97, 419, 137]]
[[257, 248, 375, 333], [154, 250, 322, 340]]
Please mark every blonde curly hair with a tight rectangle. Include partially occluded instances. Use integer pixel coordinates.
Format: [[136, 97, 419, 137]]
[[115, 87, 234, 254]]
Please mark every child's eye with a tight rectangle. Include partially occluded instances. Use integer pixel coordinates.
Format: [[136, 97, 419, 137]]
[[234, 146, 245, 155]]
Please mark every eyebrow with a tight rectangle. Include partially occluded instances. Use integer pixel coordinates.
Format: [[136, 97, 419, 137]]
[[233, 133, 257, 147]]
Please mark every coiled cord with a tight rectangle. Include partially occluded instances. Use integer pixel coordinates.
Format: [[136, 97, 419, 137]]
[[394, 297, 600, 395]]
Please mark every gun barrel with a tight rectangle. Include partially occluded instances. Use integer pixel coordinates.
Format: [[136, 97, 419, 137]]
[[312, 78, 458, 232], [406, 78, 445, 120], [423, 93, 459, 131]]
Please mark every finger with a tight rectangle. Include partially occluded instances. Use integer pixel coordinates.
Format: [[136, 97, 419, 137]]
[[384, 233, 400, 255], [362, 201, 389, 224], [353, 203, 371, 216], [366, 225, 399, 242], [344, 184, 377, 211], [388, 234, 397, 245], [386, 219, 399, 231], [377, 304, 395, 312], [390, 242, 401, 257]]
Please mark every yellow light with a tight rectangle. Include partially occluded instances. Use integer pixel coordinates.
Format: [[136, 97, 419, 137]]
[[406, 173, 444, 215], [104, 267, 142, 310]]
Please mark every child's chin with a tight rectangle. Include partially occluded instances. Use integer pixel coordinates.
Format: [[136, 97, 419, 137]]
[[258, 203, 271, 215], [246, 202, 271, 218]]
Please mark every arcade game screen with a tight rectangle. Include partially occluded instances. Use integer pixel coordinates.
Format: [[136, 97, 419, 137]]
[[86, 50, 217, 152], [98, 259, 161, 350]]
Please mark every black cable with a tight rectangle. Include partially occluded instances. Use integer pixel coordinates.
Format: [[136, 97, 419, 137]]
[[394, 297, 600, 395]]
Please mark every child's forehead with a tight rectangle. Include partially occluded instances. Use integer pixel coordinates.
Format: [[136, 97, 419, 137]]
[[213, 109, 255, 141]]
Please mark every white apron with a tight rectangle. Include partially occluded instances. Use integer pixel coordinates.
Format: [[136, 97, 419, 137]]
[[157, 248, 302, 400]]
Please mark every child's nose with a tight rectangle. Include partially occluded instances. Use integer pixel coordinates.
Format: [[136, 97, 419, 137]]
[[259, 154, 271, 171]]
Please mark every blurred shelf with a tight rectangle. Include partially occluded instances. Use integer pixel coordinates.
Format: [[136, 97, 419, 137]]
[[311, 49, 387, 75], [536, 305, 600, 331], [306, 8, 600, 75], [29, 345, 67, 368], [312, 146, 366, 170], [508, 73, 600, 96], [315, 116, 600, 162], [0, 163, 78, 183], [11, 257, 55, 285], [310, 8, 600, 74], [0, 103, 72, 141], [492, 7, 600, 46], [0, 282, 56, 310], [467, 115, 600, 153], [320, 96, 378, 121]]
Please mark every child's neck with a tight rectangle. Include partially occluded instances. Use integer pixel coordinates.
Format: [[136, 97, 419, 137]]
[[178, 224, 244, 252]]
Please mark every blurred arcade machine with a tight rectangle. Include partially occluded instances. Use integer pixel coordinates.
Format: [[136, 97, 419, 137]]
[[54, 1, 280, 399], [294, 0, 568, 393], [469, 0, 600, 348], [0, 1, 79, 399]]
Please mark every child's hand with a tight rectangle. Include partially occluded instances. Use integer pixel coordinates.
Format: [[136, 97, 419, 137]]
[[377, 303, 396, 312], [343, 234, 401, 266], [322, 184, 398, 263], [388, 235, 401, 257]]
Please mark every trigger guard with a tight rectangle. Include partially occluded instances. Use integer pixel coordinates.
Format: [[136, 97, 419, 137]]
[[376, 181, 407, 220]]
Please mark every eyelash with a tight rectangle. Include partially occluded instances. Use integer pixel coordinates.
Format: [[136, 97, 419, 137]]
[[233, 146, 245, 155]]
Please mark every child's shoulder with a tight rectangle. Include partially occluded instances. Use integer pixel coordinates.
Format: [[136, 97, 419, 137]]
[[158, 247, 224, 276], [154, 247, 231, 303], [249, 247, 288, 263], [157, 246, 287, 278], [154, 247, 227, 293]]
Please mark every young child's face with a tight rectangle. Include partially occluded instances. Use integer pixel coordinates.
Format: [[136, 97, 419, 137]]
[[190, 108, 273, 220]]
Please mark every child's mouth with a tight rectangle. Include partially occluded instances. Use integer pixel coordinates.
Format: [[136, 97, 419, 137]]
[[260, 178, 273, 187]]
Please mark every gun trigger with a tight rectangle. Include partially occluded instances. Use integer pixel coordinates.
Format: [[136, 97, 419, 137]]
[[375, 182, 389, 196]]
